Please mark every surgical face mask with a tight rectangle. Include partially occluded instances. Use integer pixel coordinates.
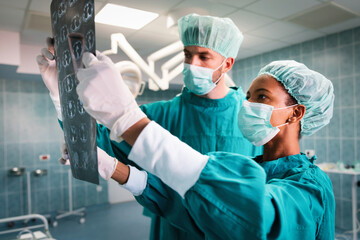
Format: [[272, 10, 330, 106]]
[[238, 100, 297, 146], [182, 59, 226, 95]]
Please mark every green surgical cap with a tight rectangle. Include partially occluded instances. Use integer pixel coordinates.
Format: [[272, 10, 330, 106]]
[[178, 13, 243, 59], [258, 60, 335, 136]]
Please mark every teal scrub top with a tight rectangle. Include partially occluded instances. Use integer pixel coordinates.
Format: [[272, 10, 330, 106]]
[[95, 87, 263, 239], [184, 153, 335, 240]]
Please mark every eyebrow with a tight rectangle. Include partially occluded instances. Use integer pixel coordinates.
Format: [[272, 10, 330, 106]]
[[246, 88, 271, 96], [183, 49, 212, 55], [254, 88, 271, 93]]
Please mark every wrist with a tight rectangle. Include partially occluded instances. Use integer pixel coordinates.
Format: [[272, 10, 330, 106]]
[[111, 161, 129, 184], [109, 108, 148, 143]]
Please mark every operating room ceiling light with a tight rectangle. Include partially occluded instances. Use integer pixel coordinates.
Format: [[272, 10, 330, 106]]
[[95, 4, 159, 30]]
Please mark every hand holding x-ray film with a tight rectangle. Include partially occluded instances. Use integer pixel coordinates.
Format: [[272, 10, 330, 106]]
[[76, 51, 146, 142]]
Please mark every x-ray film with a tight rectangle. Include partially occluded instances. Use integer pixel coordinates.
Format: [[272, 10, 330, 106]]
[[50, 0, 98, 184]]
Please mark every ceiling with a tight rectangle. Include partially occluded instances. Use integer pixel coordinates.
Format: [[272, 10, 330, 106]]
[[0, 0, 359, 80]]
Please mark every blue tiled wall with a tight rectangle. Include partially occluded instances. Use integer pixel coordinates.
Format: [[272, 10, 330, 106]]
[[0, 72, 110, 220], [232, 26, 360, 230], [0, 66, 182, 222]]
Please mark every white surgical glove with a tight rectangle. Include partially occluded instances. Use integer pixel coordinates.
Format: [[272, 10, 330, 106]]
[[97, 147, 118, 180], [36, 38, 62, 120], [58, 144, 117, 180], [58, 142, 70, 165], [58, 145, 147, 195], [76, 51, 146, 141]]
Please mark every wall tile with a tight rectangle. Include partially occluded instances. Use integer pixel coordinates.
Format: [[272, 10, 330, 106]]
[[340, 77, 355, 107], [328, 140, 341, 164], [289, 44, 300, 57], [85, 184, 98, 206], [357, 108, 360, 138], [312, 52, 325, 73], [313, 37, 325, 52], [7, 192, 22, 217], [0, 93, 4, 143], [302, 40, 313, 55], [325, 33, 339, 49], [6, 143, 20, 168], [0, 79, 4, 92], [32, 173, 50, 192], [357, 140, 360, 163], [355, 44, 360, 75], [303, 138, 315, 151], [341, 174, 353, 200], [342, 140, 355, 166], [329, 110, 341, 139], [315, 139, 327, 163], [0, 169, 6, 195], [328, 173, 340, 198], [50, 188, 62, 212], [278, 47, 290, 59], [0, 193, 6, 218], [354, 27, 360, 42], [339, 45, 354, 77], [0, 143, 4, 169], [335, 197, 342, 228], [5, 79, 19, 92], [325, 49, 339, 78], [341, 108, 355, 138], [315, 124, 328, 138], [252, 55, 261, 67], [301, 54, 313, 69], [339, 29, 353, 46], [341, 199, 353, 230], [33, 190, 49, 214], [5, 92, 20, 143], [19, 80, 34, 93], [262, 52, 273, 65], [20, 143, 35, 169], [74, 185, 86, 209]]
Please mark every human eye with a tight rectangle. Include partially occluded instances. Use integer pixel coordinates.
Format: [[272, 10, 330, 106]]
[[257, 94, 267, 101], [184, 52, 191, 59]]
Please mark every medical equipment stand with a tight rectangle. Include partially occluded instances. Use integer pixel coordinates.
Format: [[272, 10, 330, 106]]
[[53, 169, 85, 227], [323, 168, 360, 240], [0, 169, 53, 238], [24, 171, 51, 224]]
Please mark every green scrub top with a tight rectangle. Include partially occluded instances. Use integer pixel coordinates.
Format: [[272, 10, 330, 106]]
[[184, 153, 335, 239], [96, 87, 263, 239]]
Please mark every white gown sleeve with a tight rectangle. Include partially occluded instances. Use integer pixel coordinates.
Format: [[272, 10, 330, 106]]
[[128, 121, 209, 197]]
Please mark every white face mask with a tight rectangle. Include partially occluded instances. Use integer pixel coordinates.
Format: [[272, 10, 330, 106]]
[[182, 59, 226, 95], [238, 100, 298, 146]]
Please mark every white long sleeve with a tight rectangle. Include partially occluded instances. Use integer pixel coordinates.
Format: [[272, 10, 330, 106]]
[[122, 165, 147, 196], [128, 121, 209, 197]]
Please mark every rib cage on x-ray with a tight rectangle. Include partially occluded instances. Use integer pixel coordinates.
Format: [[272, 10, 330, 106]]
[[50, 0, 99, 184]]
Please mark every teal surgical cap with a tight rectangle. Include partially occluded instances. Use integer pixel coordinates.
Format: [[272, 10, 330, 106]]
[[258, 60, 335, 136], [178, 13, 243, 59]]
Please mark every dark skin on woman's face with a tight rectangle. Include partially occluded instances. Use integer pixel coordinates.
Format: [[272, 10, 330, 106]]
[[246, 75, 306, 161]]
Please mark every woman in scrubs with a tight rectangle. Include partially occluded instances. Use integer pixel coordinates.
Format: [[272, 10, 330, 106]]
[[77, 57, 335, 239]]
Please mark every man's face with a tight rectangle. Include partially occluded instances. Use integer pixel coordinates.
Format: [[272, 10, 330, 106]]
[[183, 46, 224, 69]]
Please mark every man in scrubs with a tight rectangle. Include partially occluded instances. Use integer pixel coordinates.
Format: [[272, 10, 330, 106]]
[[37, 13, 262, 239]]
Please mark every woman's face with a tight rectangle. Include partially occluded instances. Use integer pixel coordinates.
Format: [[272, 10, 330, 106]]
[[246, 75, 295, 127]]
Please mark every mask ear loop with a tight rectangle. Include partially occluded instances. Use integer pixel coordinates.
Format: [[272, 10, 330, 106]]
[[272, 104, 299, 128], [213, 58, 227, 85]]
